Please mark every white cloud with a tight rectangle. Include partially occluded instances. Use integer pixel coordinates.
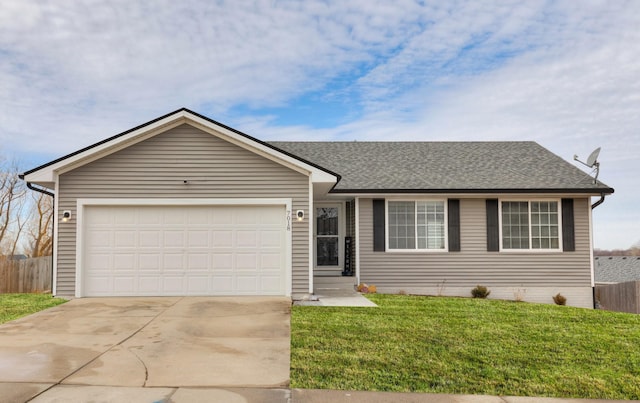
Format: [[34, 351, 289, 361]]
[[1, 0, 638, 248]]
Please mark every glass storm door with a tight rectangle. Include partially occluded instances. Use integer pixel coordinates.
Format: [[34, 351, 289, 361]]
[[316, 206, 339, 267]]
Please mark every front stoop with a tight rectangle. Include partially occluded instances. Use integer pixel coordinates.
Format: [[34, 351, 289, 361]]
[[294, 276, 376, 307]]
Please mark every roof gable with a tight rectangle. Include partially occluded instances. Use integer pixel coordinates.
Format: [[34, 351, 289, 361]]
[[22, 108, 338, 189]]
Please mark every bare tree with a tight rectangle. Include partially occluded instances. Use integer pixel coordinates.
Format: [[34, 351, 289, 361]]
[[26, 191, 54, 257], [0, 158, 26, 255]]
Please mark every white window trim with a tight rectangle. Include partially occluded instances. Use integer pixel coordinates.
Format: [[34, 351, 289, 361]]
[[385, 198, 449, 253], [498, 198, 563, 253]]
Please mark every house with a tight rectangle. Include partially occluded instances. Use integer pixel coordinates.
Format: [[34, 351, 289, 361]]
[[20, 108, 614, 307], [594, 256, 640, 285]]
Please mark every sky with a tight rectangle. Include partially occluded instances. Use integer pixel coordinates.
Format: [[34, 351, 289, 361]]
[[1, 0, 638, 250]]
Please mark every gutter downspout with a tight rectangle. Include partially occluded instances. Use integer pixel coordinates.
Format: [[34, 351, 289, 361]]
[[590, 193, 606, 309], [21, 177, 56, 295], [591, 194, 606, 210]]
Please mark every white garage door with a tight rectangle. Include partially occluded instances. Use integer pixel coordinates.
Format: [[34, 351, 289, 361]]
[[81, 205, 287, 296]]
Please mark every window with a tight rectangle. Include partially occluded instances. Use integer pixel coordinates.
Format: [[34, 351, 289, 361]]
[[501, 201, 560, 250], [388, 201, 446, 250]]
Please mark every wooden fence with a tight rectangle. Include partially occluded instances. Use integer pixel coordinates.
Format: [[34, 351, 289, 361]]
[[0, 257, 52, 294], [595, 281, 640, 314]]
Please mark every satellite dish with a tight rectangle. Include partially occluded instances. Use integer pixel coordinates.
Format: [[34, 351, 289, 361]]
[[586, 147, 601, 167], [573, 147, 601, 184]]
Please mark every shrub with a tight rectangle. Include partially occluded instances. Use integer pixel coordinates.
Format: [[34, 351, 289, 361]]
[[471, 285, 491, 299], [553, 293, 567, 306], [357, 283, 377, 294]]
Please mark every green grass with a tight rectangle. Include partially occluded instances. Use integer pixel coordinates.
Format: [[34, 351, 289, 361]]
[[291, 294, 640, 399], [0, 293, 67, 324]]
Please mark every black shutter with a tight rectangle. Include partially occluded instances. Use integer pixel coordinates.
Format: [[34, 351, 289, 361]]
[[373, 199, 386, 252], [448, 199, 461, 252], [562, 198, 575, 251], [486, 199, 499, 252]]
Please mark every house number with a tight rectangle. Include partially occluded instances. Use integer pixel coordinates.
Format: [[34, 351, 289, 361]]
[[286, 210, 291, 231]]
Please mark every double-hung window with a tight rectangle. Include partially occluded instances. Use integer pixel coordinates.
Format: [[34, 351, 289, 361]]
[[388, 200, 446, 250], [501, 200, 560, 250]]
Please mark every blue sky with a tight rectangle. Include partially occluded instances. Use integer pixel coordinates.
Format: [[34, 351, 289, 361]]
[[1, 0, 638, 249]]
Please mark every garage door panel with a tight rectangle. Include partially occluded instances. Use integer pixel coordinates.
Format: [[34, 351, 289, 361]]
[[237, 231, 258, 247], [186, 276, 209, 293], [212, 275, 233, 292], [139, 277, 161, 293], [114, 231, 135, 246], [139, 231, 161, 247], [212, 231, 233, 247], [86, 253, 111, 270], [113, 209, 136, 224], [162, 276, 185, 293], [236, 210, 259, 225], [186, 208, 209, 224], [187, 254, 209, 270], [161, 253, 182, 269], [113, 277, 135, 293], [187, 231, 209, 247], [87, 230, 111, 248], [83, 204, 287, 296], [139, 254, 160, 270], [261, 276, 282, 293], [260, 208, 283, 224], [261, 253, 282, 269], [237, 276, 258, 293], [164, 231, 185, 247], [113, 254, 135, 270], [236, 254, 258, 270], [261, 230, 282, 247]]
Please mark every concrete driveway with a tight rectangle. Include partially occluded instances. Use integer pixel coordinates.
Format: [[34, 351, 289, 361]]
[[0, 296, 291, 402]]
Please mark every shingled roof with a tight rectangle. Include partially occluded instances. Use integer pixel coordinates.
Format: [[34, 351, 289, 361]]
[[595, 256, 640, 284], [269, 141, 614, 194]]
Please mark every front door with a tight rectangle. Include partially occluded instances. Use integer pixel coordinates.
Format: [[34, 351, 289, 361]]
[[315, 204, 342, 275]]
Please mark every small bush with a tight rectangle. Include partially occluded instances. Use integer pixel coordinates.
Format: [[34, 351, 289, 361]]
[[357, 283, 377, 294], [471, 285, 491, 299], [553, 293, 567, 305]]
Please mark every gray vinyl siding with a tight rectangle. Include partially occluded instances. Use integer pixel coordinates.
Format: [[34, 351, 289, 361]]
[[359, 198, 591, 287], [56, 123, 309, 296]]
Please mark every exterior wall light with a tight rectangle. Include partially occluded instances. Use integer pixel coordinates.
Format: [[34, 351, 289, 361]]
[[296, 210, 304, 221], [62, 210, 72, 222]]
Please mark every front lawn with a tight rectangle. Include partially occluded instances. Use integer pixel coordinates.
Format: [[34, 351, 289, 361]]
[[291, 294, 640, 399], [0, 293, 67, 324]]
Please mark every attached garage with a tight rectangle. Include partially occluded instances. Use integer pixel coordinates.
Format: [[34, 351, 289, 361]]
[[77, 201, 290, 297], [21, 109, 339, 298]]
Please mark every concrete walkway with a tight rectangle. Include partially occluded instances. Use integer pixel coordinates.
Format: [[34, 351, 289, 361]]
[[295, 276, 378, 307]]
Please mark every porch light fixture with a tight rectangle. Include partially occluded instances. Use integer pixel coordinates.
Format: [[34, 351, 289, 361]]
[[296, 210, 304, 221], [62, 210, 72, 222]]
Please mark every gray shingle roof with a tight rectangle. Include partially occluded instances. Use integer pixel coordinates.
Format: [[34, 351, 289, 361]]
[[595, 256, 640, 284], [269, 141, 613, 193]]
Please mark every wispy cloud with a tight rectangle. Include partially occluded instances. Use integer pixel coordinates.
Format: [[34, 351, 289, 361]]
[[1, 0, 638, 248]]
